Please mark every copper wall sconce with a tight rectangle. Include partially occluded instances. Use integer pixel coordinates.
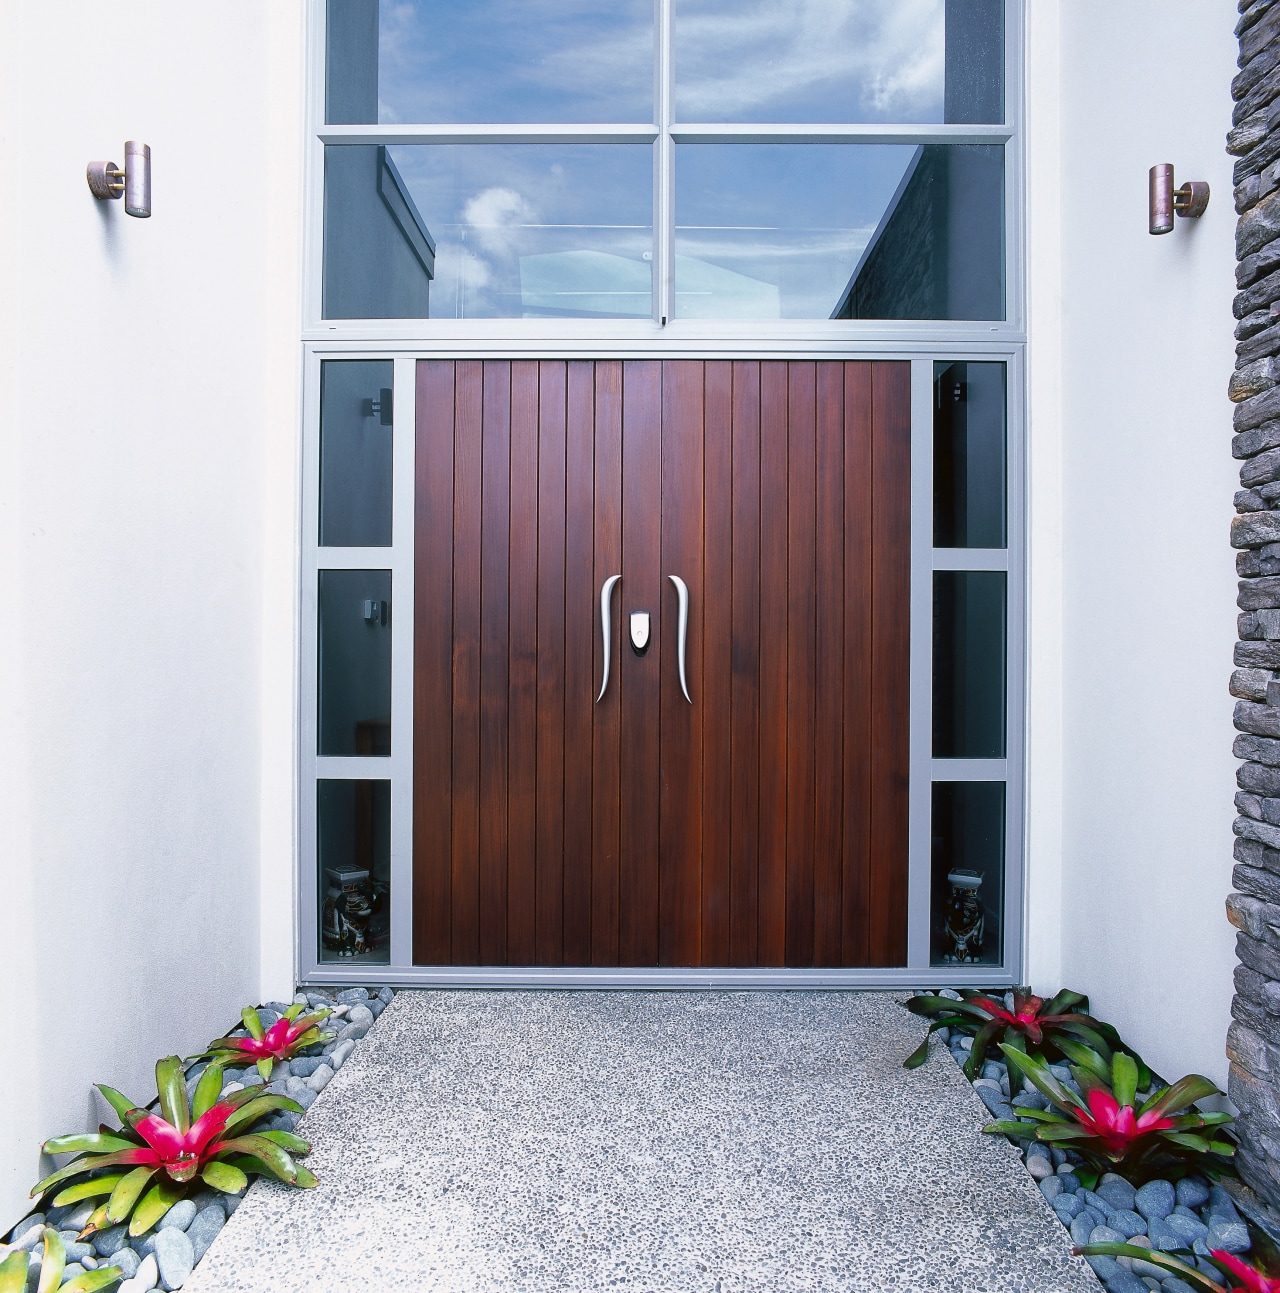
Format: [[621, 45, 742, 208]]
[[1149, 164, 1209, 235], [86, 142, 151, 218]]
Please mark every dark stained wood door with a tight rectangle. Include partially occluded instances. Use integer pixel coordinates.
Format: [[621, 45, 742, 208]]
[[413, 359, 910, 968]]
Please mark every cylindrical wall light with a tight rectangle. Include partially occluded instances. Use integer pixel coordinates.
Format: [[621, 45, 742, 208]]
[[1149, 163, 1209, 235], [86, 141, 151, 218]]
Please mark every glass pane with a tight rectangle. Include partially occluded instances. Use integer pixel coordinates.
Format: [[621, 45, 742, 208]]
[[934, 362, 1006, 548], [326, 0, 654, 124], [674, 0, 1003, 124], [324, 145, 652, 320], [933, 571, 1006, 759], [318, 779, 391, 964], [930, 781, 1005, 967], [318, 570, 392, 756], [320, 360, 393, 547], [675, 144, 1004, 320]]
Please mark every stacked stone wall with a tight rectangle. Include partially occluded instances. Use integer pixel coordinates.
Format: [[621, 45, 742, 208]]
[[1228, 0, 1280, 1215]]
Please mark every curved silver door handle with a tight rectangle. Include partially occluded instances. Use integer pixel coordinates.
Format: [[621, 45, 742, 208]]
[[668, 575, 691, 703], [597, 575, 622, 702]]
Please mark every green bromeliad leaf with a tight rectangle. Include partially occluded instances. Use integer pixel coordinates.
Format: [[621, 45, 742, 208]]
[[1072, 1243, 1223, 1291], [201, 1161, 249, 1194], [982, 1119, 1038, 1140], [31, 1149, 154, 1201], [1140, 1073, 1219, 1120], [257, 1058, 274, 1081], [60, 1271, 127, 1293], [106, 1166, 157, 1225], [293, 1165, 319, 1189], [93, 1085, 142, 1127], [128, 1178, 186, 1238], [41, 1133, 137, 1156], [37, 1228, 66, 1293], [222, 1095, 305, 1138], [1054, 1038, 1109, 1083], [258, 1130, 311, 1155], [0, 1251, 29, 1293], [51, 1173, 129, 1206], [155, 1057, 189, 1135], [1111, 1052, 1139, 1109], [193, 1062, 226, 1121], [213, 1135, 299, 1184], [242, 1007, 265, 1041]]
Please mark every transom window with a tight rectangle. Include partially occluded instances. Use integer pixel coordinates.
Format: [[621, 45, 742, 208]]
[[318, 0, 1010, 322]]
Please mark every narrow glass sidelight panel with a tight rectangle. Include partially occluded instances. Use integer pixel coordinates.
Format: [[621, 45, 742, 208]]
[[933, 570, 1006, 758], [325, 0, 654, 124], [318, 779, 391, 964], [318, 570, 392, 756], [674, 0, 1003, 124], [930, 781, 1005, 966], [934, 362, 1006, 549], [675, 144, 1004, 320], [320, 360, 393, 547], [323, 145, 653, 320]]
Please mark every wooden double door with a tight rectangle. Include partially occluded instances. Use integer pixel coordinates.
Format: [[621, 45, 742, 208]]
[[413, 359, 910, 969]]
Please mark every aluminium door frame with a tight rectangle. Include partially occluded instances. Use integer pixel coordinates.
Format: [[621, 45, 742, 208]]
[[296, 339, 1026, 990], [296, 0, 1028, 987]]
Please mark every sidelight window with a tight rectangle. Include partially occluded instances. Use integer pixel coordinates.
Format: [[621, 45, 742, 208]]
[[314, 0, 1012, 324]]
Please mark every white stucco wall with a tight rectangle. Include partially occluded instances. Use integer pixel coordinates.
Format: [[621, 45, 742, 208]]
[[1025, 0, 1242, 1088], [0, 2, 303, 1229]]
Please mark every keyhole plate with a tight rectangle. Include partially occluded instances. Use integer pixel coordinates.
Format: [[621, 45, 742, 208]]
[[630, 611, 651, 654]]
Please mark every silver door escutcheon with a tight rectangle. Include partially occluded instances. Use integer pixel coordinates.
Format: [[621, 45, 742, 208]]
[[596, 575, 622, 702], [630, 611, 651, 653], [668, 575, 691, 703]]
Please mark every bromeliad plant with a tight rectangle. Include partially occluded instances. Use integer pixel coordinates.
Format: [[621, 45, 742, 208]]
[[0, 1229, 121, 1293], [199, 1003, 334, 1080], [984, 1044, 1235, 1182], [29, 1056, 316, 1237], [1074, 1244, 1280, 1293], [903, 986, 1150, 1087]]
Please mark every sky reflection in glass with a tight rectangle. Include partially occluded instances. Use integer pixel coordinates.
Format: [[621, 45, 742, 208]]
[[364, 0, 653, 123], [675, 144, 917, 319], [675, 0, 945, 123], [385, 145, 652, 318]]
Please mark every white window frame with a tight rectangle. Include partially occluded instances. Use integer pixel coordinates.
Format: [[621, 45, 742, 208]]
[[296, 0, 1028, 988]]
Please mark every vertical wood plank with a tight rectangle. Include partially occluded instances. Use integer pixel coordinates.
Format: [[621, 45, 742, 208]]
[[659, 360, 704, 966], [729, 361, 761, 968], [757, 362, 789, 966], [785, 362, 817, 967], [700, 361, 733, 966], [869, 361, 912, 966], [506, 361, 540, 964], [536, 362, 568, 964], [591, 362, 624, 965], [450, 359, 484, 964], [413, 360, 455, 964], [813, 362, 845, 966], [619, 360, 663, 966], [478, 361, 511, 965], [842, 363, 874, 966], [563, 361, 596, 965]]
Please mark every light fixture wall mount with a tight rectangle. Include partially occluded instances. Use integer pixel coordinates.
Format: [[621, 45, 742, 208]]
[[87, 141, 151, 218], [1149, 163, 1209, 235]]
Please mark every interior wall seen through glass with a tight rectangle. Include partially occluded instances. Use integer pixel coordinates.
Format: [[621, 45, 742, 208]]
[[674, 0, 1003, 124], [318, 569, 392, 756], [318, 779, 391, 964], [932, 570, 1007, 759], [934, 361, 1006, 548], [326, 0, 654, 125], [324, 145, 652, 320], [320, 360, 393, 547], [675, 144, 1003, 321], [930, 781, 1005, 967]]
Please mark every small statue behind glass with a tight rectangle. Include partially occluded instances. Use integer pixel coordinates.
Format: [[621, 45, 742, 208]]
[[942, 868, 985, 963]]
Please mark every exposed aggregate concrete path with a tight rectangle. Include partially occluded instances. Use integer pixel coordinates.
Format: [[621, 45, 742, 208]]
[[185, 990, 1097, 1292]]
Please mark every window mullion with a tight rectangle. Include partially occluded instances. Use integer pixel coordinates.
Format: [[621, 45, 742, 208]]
[[656, 0, 674, 324]]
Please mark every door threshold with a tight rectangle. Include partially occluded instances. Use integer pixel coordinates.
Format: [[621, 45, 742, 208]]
[[298, 965, 1016, 990]]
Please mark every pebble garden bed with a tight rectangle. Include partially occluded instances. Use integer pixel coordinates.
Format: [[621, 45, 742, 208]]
[[1, 986, 393, 1292], [932, 989, 1260, 1293]]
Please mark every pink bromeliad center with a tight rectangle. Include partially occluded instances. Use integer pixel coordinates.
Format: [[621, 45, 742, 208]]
[[113, 1104, 236, 1178], [1070, 1088, 1175, 1155], [1214, 1249, 1280, 1293], [223, 1017, 307, 1062], [971, 995, 1046, 1045]]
